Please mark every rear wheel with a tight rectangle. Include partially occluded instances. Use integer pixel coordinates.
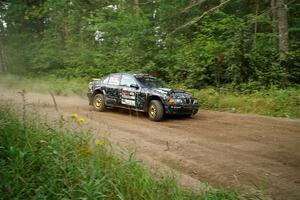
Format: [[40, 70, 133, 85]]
[[148, 100, 164, 122], [93, 93, 106, 112]]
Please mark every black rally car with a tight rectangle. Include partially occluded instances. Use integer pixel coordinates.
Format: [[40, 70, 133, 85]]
[[87, 73, 199, 121]]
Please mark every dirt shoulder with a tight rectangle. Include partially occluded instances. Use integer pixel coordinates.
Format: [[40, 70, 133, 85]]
[[1, 88, 300, 200]]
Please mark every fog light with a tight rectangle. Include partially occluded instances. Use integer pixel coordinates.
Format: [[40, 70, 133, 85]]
[[168, 98, 175, 104]]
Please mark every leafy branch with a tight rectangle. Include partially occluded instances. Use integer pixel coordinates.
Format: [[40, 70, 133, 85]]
[[181, 0, 207, 13], [168, 0, 232, 35]]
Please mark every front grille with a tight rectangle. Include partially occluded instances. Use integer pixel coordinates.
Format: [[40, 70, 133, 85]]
[[183, 98, 194, 104]]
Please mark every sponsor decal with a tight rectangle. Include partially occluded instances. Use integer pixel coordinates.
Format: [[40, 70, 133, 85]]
[[122, 95, 135, 100], [122, 90, 129, 95], [121, 99, 135, 106], [121, 90, 135, 100]]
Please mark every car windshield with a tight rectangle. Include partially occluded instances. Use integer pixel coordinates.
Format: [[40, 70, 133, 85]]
[[136, 76, 166, 88]]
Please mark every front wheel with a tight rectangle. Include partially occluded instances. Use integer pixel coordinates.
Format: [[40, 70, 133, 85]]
[[93, 93, 106, 112], [148, 100, 164, 122]]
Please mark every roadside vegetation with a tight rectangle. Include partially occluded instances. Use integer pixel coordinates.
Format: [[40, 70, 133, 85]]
[[193, 87, 300, 118], [0, 74, 87, 96], [0, 104, 243, 199]]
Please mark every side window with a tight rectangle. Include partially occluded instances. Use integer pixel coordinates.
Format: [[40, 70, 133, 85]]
[[120, 75, 136, 87], [108, 75, 121, 85], [102, 76, 109, 84]]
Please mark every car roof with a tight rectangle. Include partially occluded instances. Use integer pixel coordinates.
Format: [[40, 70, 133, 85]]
[[109, 72, 132, 76], [108, 73, 154, 78]]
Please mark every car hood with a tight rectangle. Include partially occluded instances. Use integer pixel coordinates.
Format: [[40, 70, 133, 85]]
[[152, 87, 194, 98]]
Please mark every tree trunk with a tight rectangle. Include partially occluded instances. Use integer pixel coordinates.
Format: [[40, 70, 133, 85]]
[[254, 0, 259, 48], [0, 39, 6, 73], [276, 0, 289, 54], [271, 0, 277, 45], [133, 0, 139, 13], [271, 0, 277, 21]]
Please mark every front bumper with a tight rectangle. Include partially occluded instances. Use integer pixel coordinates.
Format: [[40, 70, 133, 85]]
[[87, 92, 93, 105], [164, 104, 199, 115]]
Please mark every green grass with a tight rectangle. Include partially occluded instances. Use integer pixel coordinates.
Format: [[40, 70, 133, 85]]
[[193, 87, 300, 118], [0, 105, 243, 200]]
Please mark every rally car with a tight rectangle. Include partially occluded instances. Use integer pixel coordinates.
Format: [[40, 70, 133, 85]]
[[87, 73, 199, 121]]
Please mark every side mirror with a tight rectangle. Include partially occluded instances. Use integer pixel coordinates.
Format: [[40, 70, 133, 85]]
[[130, 84, 139, 90]]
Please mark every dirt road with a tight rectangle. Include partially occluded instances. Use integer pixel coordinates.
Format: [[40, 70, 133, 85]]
[[1, 89, 300, 199]]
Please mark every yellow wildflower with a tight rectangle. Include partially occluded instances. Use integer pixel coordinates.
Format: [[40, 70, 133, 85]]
[[71, 114, 78, 119], [78, 117, 85, 123]]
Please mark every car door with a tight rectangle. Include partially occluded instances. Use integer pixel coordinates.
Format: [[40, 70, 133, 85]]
[[105, 74, 122, 106], [120, 75, 139, 108]]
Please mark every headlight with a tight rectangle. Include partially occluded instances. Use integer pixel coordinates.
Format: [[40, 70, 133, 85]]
[[168, 98, 184, 104], [193, 99, 198, 104], [175, 99, 183, 104]]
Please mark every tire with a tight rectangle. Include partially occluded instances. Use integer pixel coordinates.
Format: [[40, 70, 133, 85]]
[[93, 93, 106, 112], [148, 100, 164, 122]]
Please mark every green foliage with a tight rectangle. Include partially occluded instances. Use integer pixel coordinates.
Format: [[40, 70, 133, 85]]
[[1, 0, 300, 89], [284, 50, 300, 84], [0, 105, 242, 199]]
